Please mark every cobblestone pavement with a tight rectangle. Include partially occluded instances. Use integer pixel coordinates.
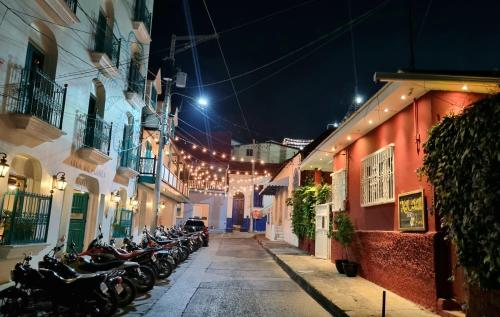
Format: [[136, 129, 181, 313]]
[[120, 233, 330, 317]]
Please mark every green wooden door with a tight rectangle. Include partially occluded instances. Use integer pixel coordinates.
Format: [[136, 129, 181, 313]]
[[67, 193, 89, 252]]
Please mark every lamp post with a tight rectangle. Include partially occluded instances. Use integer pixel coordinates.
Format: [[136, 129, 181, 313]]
[[153, 34, 217, 228]]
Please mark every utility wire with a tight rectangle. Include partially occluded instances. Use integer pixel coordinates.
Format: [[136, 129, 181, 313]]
[[202, 0, 252, 139], [219, 0, 321, 34]]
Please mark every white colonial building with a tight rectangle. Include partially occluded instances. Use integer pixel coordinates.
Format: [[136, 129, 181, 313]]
[[0, 0, 155, 285]]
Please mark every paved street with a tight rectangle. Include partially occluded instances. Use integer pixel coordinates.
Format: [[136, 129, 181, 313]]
[[121, 233, 330, 317]]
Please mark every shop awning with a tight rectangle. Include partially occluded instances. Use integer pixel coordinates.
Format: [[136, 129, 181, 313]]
[[260, 177, 289, 196]]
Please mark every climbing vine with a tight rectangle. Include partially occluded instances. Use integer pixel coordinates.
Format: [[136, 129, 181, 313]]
[[420, 95, 500, 288], [286, 184, 331, 239]]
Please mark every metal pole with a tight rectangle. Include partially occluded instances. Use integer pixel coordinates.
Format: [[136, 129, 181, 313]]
[[249, 139, 255, 233], [153, 34, 176, 228], [382, 290, 386, 317]]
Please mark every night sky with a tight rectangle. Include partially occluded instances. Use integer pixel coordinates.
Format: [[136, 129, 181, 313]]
[[149, 0, 500, 144]]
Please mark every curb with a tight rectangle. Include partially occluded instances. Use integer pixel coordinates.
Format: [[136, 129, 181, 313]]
[[257, 239, 349, 317]]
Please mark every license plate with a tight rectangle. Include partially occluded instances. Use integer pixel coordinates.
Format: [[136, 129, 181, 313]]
[[151, 254, 157, 262], [100, 282, 108, 294], [115, 283, 123, 294]]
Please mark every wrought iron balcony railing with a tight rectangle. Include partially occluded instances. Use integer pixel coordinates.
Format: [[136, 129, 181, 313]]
[[120, 148, 139, 171], [94, 21, 121, 69], [128, 62, 145, 98], [134, 0, 152, 33], [75, 113, 113, 155], [64, 0, 78, 14], [138, 157, 189, 196], [5, 67, 67, 129], [0, 191, 52, 245], [188, 179, 226, 192]]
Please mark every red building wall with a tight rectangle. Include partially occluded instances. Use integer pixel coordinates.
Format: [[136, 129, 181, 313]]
[[330, 91, 485, 311]]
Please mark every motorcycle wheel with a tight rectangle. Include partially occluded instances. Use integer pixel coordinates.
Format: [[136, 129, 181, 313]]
[[116, 277, 137, 307], [86, 289, 117, 317], [134, 266, 155, 292], [180, 248, 189, 262], [0, 287, 26, 317], [157, 260, 172, 279]]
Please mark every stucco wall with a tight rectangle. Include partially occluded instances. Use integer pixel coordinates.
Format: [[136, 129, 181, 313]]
[[331, 231, 438, 310], [0, 0, 154, 284]]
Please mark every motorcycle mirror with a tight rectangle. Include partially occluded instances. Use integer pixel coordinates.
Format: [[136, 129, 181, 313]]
[[70, 241, 75, 248], [98, 233, 103, 239], [98, 224, 102, 232]]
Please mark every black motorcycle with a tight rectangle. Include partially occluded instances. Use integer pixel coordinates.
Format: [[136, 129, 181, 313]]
[[0, 254, 116, 316]]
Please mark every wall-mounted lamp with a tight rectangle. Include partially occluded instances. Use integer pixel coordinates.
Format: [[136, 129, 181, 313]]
[[129, 196, 138, 210], [0, 153, 9, 178], [52, 172, 67, 192], [160, 201, 165, 209], [112, 190, 121, 204], [7, 176, 18, 191]]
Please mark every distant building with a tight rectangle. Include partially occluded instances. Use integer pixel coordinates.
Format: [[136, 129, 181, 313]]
[[231, 141, 299, 164], [282, 138, 312, 149]]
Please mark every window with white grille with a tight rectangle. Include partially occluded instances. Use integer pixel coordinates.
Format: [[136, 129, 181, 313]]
[[332, 169, 347, 211], [361, 145, 395, 206]]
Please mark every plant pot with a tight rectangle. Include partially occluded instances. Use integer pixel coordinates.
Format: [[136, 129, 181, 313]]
[[335, 259, 348, 274], [342, 261, 358, 277]]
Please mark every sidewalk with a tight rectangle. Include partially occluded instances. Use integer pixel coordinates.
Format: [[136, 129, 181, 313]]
[[256, 235, 439, 317]]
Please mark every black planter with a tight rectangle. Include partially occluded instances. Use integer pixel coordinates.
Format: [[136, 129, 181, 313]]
[[342, 261, 359, 277], [335, 259, 348, 274]]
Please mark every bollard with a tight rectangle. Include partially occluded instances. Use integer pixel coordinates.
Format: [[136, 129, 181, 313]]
[[382, 290, 386, 317]]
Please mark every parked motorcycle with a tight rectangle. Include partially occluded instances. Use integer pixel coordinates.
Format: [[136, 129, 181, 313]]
[[0, 252, 116, 316]]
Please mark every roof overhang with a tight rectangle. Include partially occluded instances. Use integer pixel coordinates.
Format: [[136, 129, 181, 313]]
[[301, 72, 500, 171], [260, 177, 289, 196]]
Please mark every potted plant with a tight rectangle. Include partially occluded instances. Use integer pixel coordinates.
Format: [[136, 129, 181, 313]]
[[332, 212, 358, 277]]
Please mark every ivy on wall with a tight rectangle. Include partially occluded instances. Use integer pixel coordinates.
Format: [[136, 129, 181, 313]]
[[421, 95, 500, 288], [286, 184, 331, 239]]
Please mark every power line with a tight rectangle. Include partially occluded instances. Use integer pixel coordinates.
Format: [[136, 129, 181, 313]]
[[202, 0, 252, 139], [219, 0, 321, 35]]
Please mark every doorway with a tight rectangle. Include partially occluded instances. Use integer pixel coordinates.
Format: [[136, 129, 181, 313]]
[[232, 193, 244, 226], [315, 204, 330, 259], [67, 192, 89, 252]]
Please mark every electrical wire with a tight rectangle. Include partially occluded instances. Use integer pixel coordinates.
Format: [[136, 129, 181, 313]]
[[202, 0, 252, 138], [219, 0, 321, 35]]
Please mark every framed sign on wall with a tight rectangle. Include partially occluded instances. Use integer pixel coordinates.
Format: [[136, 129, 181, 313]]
[[398, 189, 426, 231]]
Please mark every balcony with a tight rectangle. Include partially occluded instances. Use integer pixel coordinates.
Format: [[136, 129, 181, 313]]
[[91, 23, 121, 77], [75, 113, 113, 165], [0, 191, 52, 246], [132, 0, 152, 44], [36, 0, 79, 25], [188, 179, 226, 192], [0, 67, 67, 147], [125, 61, 146, 108], [138, 157, 189, 198], [117, 150, 139, 179]]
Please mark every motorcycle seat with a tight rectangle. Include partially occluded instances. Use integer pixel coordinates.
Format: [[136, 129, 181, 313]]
[[80, 259, 125, 272]]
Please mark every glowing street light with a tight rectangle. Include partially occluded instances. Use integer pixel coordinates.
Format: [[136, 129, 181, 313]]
[[197, 97, 209, 107], [354, 95, 363, 105]]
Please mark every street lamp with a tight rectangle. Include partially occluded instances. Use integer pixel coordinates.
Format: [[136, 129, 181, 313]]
[[197, 97, 209, 108], [0, 153, 9, 178], [354, 95, 363, 105], [52, 172, 67, 192], [112, 191, 121, 204]]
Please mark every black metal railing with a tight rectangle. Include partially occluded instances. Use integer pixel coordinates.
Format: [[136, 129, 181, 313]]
[[94, 22, 121, 69], [7, 67, 67, 129], [0, 191, 52, 245], [120, 149, 139, 171], [134, 0, 152, 33], [138, 156, 156, 176], [63, 0, 78, 14], [76, 113, 113, 155], [128, 62, 145, 98]]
